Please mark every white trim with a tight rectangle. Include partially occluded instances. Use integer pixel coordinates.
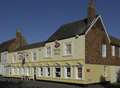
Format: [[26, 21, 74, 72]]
[[85, 15, 111, 43], [99, 16, 111, 42]]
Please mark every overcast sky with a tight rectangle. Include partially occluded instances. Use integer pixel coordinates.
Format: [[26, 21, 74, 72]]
[[0, 0, 119, 43]]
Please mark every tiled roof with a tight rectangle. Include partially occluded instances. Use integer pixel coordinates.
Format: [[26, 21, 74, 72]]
[[0, 38, 16, 52], [14, 41, 45, 51], [47, 18, 91, 42], [110, 36, 120, 46]]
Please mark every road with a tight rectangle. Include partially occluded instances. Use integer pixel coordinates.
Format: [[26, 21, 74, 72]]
[[0, 77, 119, 88]]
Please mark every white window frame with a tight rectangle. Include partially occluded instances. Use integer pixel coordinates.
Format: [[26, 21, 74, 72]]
[[64, 42, 72, 56], [112, 45, 115, 56], [118, 47, 120, 57], [46, 46, 52, 57], [76, 65, 83, 80], [32, 51, 37, 61], [37, 67, 43, 77], [102, 44, 107, 58], [64, 66, 71, 78], [119, 47, 120, 57], [47, 67, 50, 77], [55, 67, 61, 77]]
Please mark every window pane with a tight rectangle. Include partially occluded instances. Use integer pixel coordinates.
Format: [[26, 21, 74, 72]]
[[67, 67, 71, 77], [41, 68, 43, 76], [46, 47, 52, 57], [78, 67, 82, 79], [119, 48, 120, 57], [65, 43, 72, 55], [33, 52, 37, 60], [55, 67, 61, 77], [112, 46, 115, 56], [102, 44, 106, 58], [47, 67, 50, 76]]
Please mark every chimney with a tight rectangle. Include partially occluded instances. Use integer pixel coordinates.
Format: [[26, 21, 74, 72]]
[[16, 28, 22, 48], [88, 0, 96, 21]]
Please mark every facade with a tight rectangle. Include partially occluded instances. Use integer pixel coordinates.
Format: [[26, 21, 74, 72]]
[[1, 0, 120, 84], [0, 30, 27, 76]]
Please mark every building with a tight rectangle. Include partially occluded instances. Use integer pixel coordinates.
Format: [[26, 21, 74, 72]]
[[0, 30, 27, 76], [4, 0, 120, 84]]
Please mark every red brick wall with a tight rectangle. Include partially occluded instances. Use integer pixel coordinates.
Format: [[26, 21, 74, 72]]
[[85, 18, 120, 65]]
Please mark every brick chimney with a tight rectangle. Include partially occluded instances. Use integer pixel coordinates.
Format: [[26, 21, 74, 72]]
[[16, 28, 27, 48], [88, 0, 96, 21]]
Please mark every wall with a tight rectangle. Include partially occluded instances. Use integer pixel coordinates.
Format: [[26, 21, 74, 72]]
[[85, 18, 120, 65]]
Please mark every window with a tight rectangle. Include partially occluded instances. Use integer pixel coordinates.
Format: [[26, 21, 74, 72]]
[[1, 52, 8, 64], [13, 54, 17, 63], [102, 44, 107, 58], [46, 46, 52, 57], [64, 43, 72, 55], [40, 67, 43, 76], [32, 52, 37, 61], [112, 46, 115, 56], [47, 67, 50, 76], [55, 67, 61, 77], [119, 47, 120, 57], [64, 66, 71, 78], [77, 66, 83, 79]]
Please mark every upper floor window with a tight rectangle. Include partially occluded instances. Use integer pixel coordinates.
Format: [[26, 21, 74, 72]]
[[102, 44, 107, 58], [112, 45, 115, 56], [1, 52, 8, 64], [13, 54, 17, 63], [32, 52, 37, 61], [119, 47, 120, 57], [46, 46, 52, 57], [64, 43, 72, 56]]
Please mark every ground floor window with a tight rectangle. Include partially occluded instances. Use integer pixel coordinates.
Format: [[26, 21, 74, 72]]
[[66, 67, 71, 77], [40, 67, 43, 76], [47, 67, 50, 76], [77, 66, 83, 79], [64, 66, 71, 78], [55, 67, 61, 77]]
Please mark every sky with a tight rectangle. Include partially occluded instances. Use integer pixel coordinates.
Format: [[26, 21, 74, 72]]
[[0, 0, 119, 43]]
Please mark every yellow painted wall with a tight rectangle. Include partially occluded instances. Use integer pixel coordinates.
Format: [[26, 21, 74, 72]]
[[8, 35, 85, 64], [84, 64, 110, 84]]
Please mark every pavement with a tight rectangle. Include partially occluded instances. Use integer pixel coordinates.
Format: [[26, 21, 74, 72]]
[[0, 77, 119, 88]]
